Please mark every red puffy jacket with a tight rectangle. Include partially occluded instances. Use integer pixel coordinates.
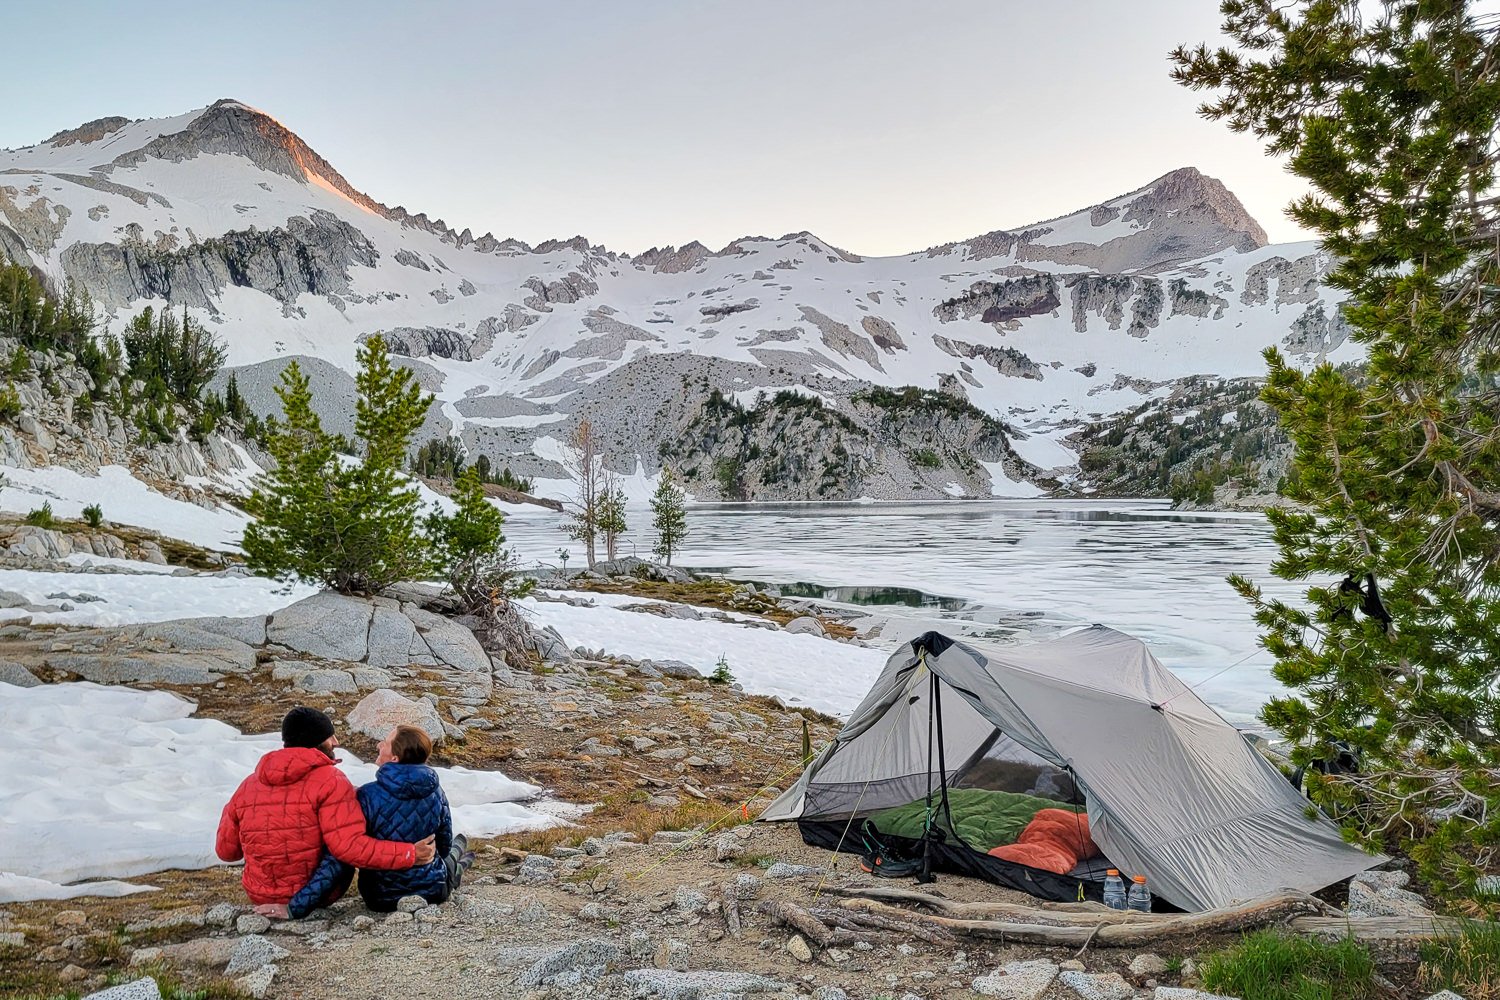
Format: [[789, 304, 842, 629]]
[[216, 747, 416, 904]]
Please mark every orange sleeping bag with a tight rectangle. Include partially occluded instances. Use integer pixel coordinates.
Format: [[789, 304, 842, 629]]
[[986, 808, 1100, 875]]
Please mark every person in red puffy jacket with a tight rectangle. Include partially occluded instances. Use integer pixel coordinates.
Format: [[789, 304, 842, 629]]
[[216, 707, 435, 915]]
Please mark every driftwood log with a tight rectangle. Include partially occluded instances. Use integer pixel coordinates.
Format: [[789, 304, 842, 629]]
[[807, 905, 957, 946], [722, 879, 744, 939], [825, 889, 1461, 948], [1289, 915, 1479, 943], [822, 885, 1206, 924], [755, 900, 860, 947]]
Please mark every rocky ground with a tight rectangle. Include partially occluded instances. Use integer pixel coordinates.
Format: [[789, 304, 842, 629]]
[[0, 545, 1451, 1000], [4, 822, 1260, 1000]]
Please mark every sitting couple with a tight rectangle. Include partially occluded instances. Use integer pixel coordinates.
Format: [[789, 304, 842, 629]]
[[216, 707, 474, 917]]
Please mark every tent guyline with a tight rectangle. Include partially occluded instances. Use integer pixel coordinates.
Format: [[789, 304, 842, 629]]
[[760, 625, 1386, 913]]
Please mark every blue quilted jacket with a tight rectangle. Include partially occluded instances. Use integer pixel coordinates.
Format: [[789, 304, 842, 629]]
[[354, 763, 454, 911]]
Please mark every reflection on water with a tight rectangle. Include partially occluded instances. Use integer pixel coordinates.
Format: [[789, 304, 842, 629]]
[[698, 576, 972, 611], [503, 499, 1294, 725]]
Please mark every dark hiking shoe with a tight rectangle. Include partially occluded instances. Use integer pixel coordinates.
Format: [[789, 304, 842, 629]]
[[859, 854, 924, 878]]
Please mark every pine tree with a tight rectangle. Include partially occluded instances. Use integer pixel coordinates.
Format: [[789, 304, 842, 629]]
[[243, 337, 437, 594], [120, 305, 225, 410], [429, 465, 533, 615], [1175, 0, 1500, 895], [651, 466, 688, 565], [597, 479, 627, 562], [241, 361, 341, 584], [224, 372, 249, 423]]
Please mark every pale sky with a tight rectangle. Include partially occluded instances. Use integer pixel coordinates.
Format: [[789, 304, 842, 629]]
[[8, 0, 1313, 257]]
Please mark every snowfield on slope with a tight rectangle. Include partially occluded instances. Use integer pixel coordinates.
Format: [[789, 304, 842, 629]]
[[0, 682, 576, 903], [0, 465, 252, 551]]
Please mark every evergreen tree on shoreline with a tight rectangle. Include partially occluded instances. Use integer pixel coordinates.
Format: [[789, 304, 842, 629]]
[[1175, 0, 1500, 895], [651, 466, 688, 566], [598, 478, 627, 563]]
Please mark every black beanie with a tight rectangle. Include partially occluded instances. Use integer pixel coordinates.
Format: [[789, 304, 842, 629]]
[[282, 706, 335, 749]]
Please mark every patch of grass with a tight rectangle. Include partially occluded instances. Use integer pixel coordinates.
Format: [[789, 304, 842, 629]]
[[1200, 930, 1378, 1000], [1420, 920, 1500, 1000], [121, 961, 250, 1000], [24, 501, 56, 528], [0, 942, 77, 1000], [568, 863, 609, 884], [82, 503, 103, 528], [78, 930, 130, 967], [499, 797, 738, 858]]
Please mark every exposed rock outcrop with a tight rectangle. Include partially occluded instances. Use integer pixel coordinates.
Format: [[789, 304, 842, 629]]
[[933, 275, 1062, 325], [522, 272, 599, 311], [796, 306, 881, 371], [61, 210, 377, 313], [366, 327, 474, 362], [1241, 253, 1325, 307], [1284, 301, 1351, 355], [932, 335, 1042, 379]]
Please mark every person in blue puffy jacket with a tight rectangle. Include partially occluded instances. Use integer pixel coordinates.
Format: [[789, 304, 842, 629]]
[[353, 724, 475, 911], [288, 724, 476, 916]]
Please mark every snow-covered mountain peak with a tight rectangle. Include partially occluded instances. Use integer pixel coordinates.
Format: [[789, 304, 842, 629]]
[[929, 165, 1269, 274]]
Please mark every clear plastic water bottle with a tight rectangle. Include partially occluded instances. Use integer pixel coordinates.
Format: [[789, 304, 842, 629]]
[[1127, 874, 1152, 912], [1103, 869, 1127, 910]]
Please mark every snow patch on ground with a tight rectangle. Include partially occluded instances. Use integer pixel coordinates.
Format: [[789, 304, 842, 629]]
[[0, 872, 158, 903], [0, 682, 573, 902], [61, 553, 180, 574], [520, 594, 887, 716], [0, 568, 318, 626]]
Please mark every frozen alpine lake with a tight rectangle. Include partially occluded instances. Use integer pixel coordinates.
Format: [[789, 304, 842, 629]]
[[503, 500, 1297, 727]]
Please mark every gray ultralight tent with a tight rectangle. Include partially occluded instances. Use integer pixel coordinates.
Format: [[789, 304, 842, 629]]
[[761, 626, 1383, 911]]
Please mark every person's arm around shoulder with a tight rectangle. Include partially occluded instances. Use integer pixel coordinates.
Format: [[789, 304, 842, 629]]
[[215, 776, 248, 863], [316, 768, 429, 870]]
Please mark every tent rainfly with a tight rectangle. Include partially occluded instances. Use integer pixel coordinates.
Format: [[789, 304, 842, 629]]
[[760, 626, 1384, 912]]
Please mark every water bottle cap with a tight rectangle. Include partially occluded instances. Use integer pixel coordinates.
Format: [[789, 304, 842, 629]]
[[1106, 869, 1119, 876], [1132, 875, 1147, 883]]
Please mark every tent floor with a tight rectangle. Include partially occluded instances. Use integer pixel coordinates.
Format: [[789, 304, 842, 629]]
[[798, 818, 1110, 906]]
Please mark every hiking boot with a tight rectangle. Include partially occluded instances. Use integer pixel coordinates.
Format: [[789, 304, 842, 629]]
[[859, 854, 924, 879]]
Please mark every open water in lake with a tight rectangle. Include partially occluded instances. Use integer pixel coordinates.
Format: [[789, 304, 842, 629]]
[[503, 500, 1299, 726]]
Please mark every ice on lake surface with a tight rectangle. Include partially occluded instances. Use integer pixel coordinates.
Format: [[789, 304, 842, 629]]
[[503, 499, 1297, 727]]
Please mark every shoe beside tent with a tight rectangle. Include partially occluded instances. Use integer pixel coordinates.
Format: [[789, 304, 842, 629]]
[[760, 625, 1383, 912]]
